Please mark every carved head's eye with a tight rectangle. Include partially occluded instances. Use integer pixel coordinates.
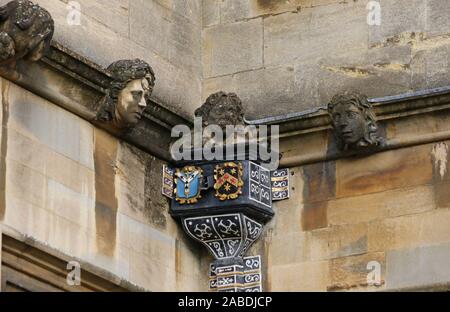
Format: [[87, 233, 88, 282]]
[[132, 90, 143, 101], [333, 113, 341, 122], [347, 111, 358, 119]]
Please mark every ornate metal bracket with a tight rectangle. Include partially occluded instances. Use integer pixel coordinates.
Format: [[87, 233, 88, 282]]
[[167, 160, 274, 292]]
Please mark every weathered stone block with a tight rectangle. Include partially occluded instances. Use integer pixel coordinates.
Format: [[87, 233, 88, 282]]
[[267, 231, 309, 266], [220, 0, 251, 23], [167, 12, 202, 76], [202, 18, 263, 78], [269, 261, 329, 291], [328, 252, 385, 291], [386, 243, 450, 290], [219, 0, 345, 24], [4, 196, 53, 245], [411, 42, 450, 90], [368, 0, 427, 47], [46, 148, 95, 199], [426, 0, 450, 37], [115, 144, 146, 222], [7, 83, 94, 170], [368, 210, 450, 252], [155, 0, 202, 25], [302, 201, 328, 231], [264, 2, 368, 67], [46, 179, 93, 230], [203, 65, 298, 118], [336, 144, 433, 198], [302, 161, 336, 203], [84, 234, 132, 279], [46, 212, 89, 259], [433, 180, 450, 210], [294, 58, 412, 111], [328, 185, 435, 226], [7, 160, 46, 209], [280, 132, 329, 168], [117, 212, 175, 262], [73, 0, 130, 36], [328, 223, 368, 259], [128, 245, 177, 291], [130, 0, 202, 75], [202, 0, 220, 27]]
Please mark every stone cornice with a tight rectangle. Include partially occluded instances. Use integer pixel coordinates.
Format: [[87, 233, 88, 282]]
[[4, 41, 450, 167], [246, 85, 450, 134], [1, 224, 146, 292], [7, 41, 191, 162], [246, 86, 450, 168]]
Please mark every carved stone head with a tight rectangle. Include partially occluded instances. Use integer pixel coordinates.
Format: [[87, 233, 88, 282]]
[[195, 91, 245, 129], [328, 91, 384, 151], [97, 59, 156, 129], [0, 0, 54, 79]]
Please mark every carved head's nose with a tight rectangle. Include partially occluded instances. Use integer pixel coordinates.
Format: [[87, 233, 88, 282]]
[[138, 97, 147, 108]]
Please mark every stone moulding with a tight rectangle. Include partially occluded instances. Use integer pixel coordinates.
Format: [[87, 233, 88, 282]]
[[246, 85, 450, 167], [0, 224, 146, 292], [4, 40, 190, 161], [2, 37, 450, 165]]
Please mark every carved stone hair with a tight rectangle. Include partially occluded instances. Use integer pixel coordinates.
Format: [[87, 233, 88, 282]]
[[0, 0, 54, 62], [327, 90, 384, 150], [195, 91, 245, 127], [97, 59, 156, 123]]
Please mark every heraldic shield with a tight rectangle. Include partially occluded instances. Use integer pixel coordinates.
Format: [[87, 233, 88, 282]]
[[214, 162, 244, 201], [175, 166, 203, 204]]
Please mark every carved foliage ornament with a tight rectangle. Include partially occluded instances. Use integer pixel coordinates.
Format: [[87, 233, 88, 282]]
[[0, 0, 54, 80], [97, 59, 156, 129], [327, 91, 385, 151], [195, 91, 245, 128]]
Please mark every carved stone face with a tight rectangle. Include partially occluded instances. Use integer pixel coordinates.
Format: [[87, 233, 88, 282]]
[[195, 91, 245, 129], [208, 102, 238, 128], [0, 0, 54, 80], [329, 102, 367, 145], [328, 91, 385, 152], [96, 59, 156, 130], [115, 78, 151, 127]]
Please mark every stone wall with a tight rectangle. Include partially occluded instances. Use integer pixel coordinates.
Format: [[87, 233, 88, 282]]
[[0, 0, 203, 121], [0, 78, 208, 291], [249, 120, 450, 291], [1, 0, 450, 293], [202, 0, 450, 119]]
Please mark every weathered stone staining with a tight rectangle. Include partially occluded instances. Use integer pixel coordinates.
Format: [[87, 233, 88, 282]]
[[327, 91, 385, 152], [97, 59, 156, 130], [195, 91, 245, 128], [0, 0, 54, 80]]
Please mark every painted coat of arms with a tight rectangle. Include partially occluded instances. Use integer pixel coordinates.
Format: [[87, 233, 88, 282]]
[[214, 162, 244, 201], [174, 166, 203, 204]]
